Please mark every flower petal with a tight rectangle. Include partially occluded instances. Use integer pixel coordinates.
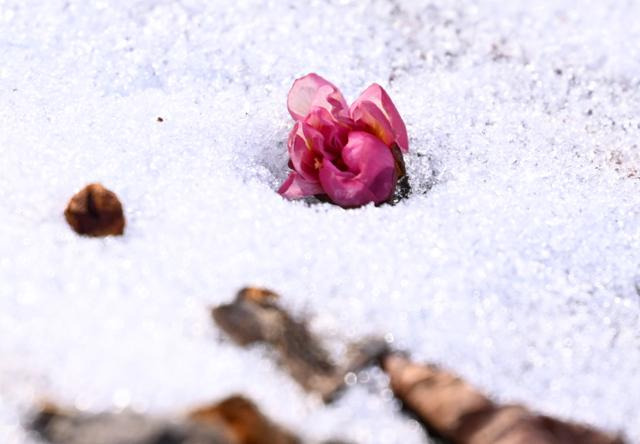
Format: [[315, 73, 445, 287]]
[[318, 161, 371, 208], [318, 131, 396, 207], [350, 100, 396, 147], [287, 73, 349, 122], [304, 108, 349, 158], [350, 83, 409, 152], [288, 122, 323, 181], [278, 172, 324, 200]]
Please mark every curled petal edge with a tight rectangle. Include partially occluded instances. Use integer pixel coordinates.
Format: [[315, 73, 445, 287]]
[[278, 172, 324, 200], [287, 73, 349, 122], [350, 83, 409, 152], [318, 132, 397, 208]]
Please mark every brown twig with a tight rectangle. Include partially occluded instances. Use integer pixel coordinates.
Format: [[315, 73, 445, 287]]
[[382, 353, 625, 444], [212, 287, 387, 402], [213, 288, 626, 444], [29, 395, 301, 444]]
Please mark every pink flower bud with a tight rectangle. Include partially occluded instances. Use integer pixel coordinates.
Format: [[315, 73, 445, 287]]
[[279, 74, 409, 208]]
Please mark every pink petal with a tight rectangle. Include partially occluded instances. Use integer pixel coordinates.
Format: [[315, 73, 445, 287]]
[[287, 73, 349, 122], [303, 108, 350, 158], [350, 83, 409, 152], [318, 131, 396, 207], [278, 172, 324, 199], [288, 122, 323, 181], [350, 100, 396, 147]]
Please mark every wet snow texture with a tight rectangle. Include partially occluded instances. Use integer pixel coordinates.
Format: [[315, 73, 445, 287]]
[[1, 0, 640, 443]]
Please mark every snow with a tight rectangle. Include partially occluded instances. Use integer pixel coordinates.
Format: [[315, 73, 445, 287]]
[[1, 0, 640, 442]]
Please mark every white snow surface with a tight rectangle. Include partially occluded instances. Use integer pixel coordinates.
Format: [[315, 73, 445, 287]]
[[1, 0, 640, 443]]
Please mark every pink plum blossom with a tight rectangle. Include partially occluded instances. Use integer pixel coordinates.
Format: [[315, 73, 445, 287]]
[[278, 73, 409, 208]]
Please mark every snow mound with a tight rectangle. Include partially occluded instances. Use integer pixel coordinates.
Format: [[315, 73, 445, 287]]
[[1, 1, 640, 443]]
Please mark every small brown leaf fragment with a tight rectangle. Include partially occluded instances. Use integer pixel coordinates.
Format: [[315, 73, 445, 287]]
[[189, 395, 301, 444], [64, 183, 125, 237], [238, 286, 280, 305]]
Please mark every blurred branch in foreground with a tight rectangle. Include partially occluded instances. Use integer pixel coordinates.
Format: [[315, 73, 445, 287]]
[[29, 395, 354, 444], [212, 287, 387, 403], [383, 353, 625, 444], [29, 395, 302, 444], [213, 287, 626, 444]]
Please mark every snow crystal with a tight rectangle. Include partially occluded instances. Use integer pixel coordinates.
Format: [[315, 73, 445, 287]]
[[1, 0, 640, 443]]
